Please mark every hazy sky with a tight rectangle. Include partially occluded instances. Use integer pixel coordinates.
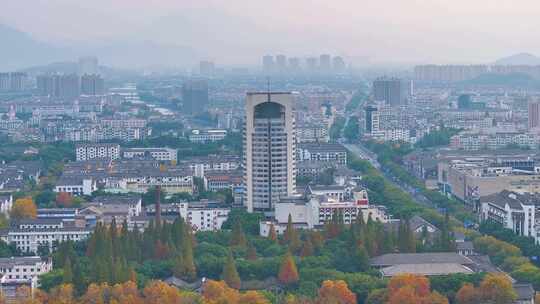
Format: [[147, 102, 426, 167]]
[[3, 0, 540, 66]]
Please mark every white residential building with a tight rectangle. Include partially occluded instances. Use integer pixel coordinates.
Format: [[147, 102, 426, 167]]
[[0, 256, 52, 283], [296, 123, 329, 143], [0, 195, 13, 216], [260, 189, 389, 236], [123, 148, 177, 161], [144, 201, 230, 232], [244, 92, 297, 213], [2, 225, 92, 253], [54, 176, 97, 196], [183, 155, 240, 178], [297, 143, 347, 165], [75, 143, 120, 161], [189, 129, 227, 143], [479, 190, 540, 243]]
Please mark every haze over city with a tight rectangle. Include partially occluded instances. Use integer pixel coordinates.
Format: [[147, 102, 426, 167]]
[[3, 1, 540, 304], [3, 0, 540, 69]]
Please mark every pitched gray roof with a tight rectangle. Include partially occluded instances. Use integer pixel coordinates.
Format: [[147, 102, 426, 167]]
[[380, 263, 474, 277], [513, 283, 534, 300], [370, 253, 474, 267], [456, 241, 474, 251]]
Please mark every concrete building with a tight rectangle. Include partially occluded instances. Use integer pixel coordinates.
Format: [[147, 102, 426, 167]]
[[181, 155, 241, 178], [365, 105, 379, 133], [0, 72, 26, 91], [260, 189, 388, 236], [2, 220, 92, 253], [36, 74, 80, 99], [297, 143, 347, 165], [414, 65, 488, 82], [296, 123, 329, 143], [0, 73, 9, 91], [528, 99, 540, 130], [188, 129, 227, 143], [144, 201, 230, 232], [438, 152, 540, 203], [80, 74, 105, 96], [182, 80, 209, 115], [75, 143, 120, 161], [450, 131, 539, 150], [122, 147, 177, 161], [373, 77, 408, 106], [0, 256, 52, 298], [479, 190, 540, 243], [54, 176, 97, 196], [244, 92, 297, 213]]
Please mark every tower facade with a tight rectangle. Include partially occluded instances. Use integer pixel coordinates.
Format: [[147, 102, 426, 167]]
[[528, 99, 540, 130], [244, 92, 296, 213], [182, 80, 209, 115]]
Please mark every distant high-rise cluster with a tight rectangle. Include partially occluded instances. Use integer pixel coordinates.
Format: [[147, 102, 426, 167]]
[[182, 79, 209, 115], [0, 72, 27, 92], [372, 77, 410, 106], [528, 99, 540, 130], [415, 64, 540, 82], [81, 74, 105, 96], [261, 54, 346, 75], [37, 74, 105, 98]]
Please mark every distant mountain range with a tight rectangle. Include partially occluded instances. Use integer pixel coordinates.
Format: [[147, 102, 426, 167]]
[[493, 53, 540, 66], [0, 23, 201, 71]]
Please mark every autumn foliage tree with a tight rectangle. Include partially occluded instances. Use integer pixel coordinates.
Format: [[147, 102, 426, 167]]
[[386, 274, 448, 304], [56, 192, 73, 207], [316, 280, 356, 304], [478, 274, 516, 304], [11, 197, 37, 220], [278, 251, 299, 286], [203, 280, 269, 304], [230, 220, 247, 248], [268, 223, 278, 242], [455, 283, 479, 304]]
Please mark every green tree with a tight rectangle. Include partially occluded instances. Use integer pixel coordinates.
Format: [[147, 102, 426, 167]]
[[181, 229, 197, 282], [278, 251, 299, 286], [221, 251, 241, 289], [230, 220, 247, 248], [62, 257, 73, 284], [344, 116, 360, 141], [283, 214, 301, 253], [355, 244, 370, 272]]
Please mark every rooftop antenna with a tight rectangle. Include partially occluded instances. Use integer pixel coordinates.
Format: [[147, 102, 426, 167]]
[[266, 77, 271, 102]]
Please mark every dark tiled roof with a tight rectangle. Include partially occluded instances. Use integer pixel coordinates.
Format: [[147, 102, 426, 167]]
[[456, 241, 474, 251], [513, 283, 534, 300], [370, 253, 474, 267], [479, 190, 524, 210], [298, 143, 347, 153]]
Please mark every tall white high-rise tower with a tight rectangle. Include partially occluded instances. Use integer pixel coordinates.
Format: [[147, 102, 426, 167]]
[[244, 92, 296, 213]]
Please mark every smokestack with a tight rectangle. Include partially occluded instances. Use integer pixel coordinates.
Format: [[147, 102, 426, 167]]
[[155, 185, 161, 226]]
